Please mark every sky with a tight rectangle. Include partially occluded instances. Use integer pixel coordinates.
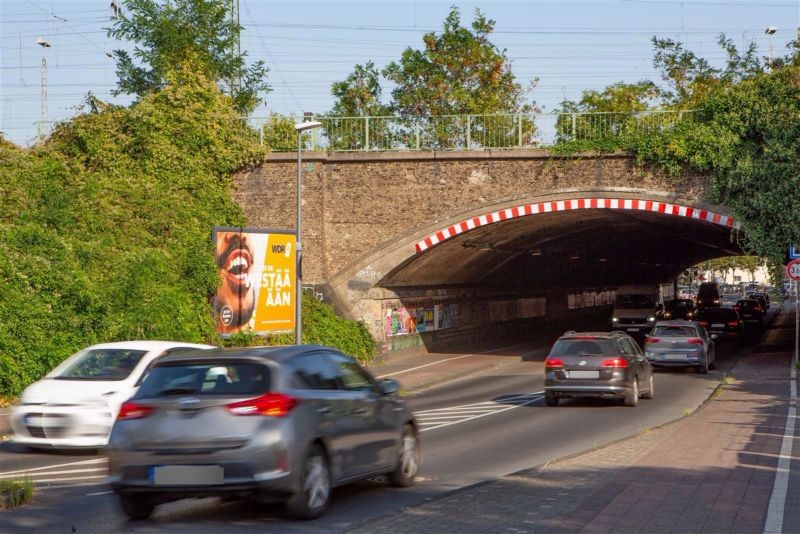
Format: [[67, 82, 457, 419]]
[[1, 0, 798, 146]]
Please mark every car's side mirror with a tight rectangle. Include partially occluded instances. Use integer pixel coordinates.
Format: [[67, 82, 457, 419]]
[[379, 378, 400, 396]]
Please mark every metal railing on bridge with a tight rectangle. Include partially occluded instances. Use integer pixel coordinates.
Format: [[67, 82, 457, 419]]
[[251, 110, 692, 152], [28, 110, 692, 151]]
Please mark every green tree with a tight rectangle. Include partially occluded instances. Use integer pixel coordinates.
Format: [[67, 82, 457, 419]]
[[108, 0, 269, 113], [556, 81, 661, 145], [627, 36, 800, 266], [381, 7, 535, 148], [324, 62, 394, 150]]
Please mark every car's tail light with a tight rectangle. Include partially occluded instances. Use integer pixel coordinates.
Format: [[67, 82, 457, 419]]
[[226, 393, 297, 417], [117, 401, 154, 421], [687, 338, 704, 345], [733, 306, 739, 311], [699, 321, 708, 326], [544, 357, 565, 368], [645, 337, 660, 344], [601, 357, 629, 368], [727, 321, 739, 327], [754, 305, 762, 312]]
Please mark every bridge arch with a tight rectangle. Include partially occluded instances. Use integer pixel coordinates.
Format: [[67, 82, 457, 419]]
[[324, 188, 744, 321]]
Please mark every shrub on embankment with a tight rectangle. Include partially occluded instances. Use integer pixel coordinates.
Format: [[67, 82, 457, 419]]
[[0, 65, 373, 399]]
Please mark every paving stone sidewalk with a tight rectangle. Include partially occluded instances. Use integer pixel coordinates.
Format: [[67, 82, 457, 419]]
[[351, 308, 797, 534]]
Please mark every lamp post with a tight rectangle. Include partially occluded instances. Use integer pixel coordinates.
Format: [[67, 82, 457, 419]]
[[765, 26, 777, 62], [294, 120, 323, 345]]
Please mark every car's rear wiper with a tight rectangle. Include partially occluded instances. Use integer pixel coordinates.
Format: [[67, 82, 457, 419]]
[[156, 387, 198, 396]]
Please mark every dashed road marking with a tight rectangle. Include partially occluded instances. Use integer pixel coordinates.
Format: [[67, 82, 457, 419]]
[[417, 392, 544, 433]]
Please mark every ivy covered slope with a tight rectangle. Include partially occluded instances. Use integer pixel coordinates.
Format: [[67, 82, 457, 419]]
[[626, 62, 800, 263], [0, 65, 373, 399]]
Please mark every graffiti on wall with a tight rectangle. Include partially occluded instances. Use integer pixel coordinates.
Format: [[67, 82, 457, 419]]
[[568, 289, 615, 310], [383, 301, 459, 336]]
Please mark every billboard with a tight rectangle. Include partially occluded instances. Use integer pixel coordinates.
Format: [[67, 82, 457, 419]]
[[213, 227, 296, 336]]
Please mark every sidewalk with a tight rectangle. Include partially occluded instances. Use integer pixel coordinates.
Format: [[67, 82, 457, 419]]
[[352, 305, 798, 534]]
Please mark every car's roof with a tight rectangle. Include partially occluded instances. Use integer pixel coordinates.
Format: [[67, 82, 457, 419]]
[[84, 340, 216, 352], [559, 331, 629, 340], [154, 344, 342, 366], [654, 320, 699, 327]]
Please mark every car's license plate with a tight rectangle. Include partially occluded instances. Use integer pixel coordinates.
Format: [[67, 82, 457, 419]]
[[712, 323, 725, 328], [569, 370, 600, 379], [151, 465, 224, 486], [626, 328, 639, 332], [665, 353, 688, 361]]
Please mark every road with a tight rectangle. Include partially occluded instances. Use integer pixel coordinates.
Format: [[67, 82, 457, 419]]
[[0, 319, 766, 533]]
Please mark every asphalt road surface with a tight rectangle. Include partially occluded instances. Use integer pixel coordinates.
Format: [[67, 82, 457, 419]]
[[0, 318, 767, 533]]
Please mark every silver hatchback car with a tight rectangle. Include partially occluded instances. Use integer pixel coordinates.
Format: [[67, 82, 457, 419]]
[[107, 345, 419, 520], [644, 320, 715, 373]]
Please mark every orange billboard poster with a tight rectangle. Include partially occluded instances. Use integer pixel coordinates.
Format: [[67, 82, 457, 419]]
[[213, 227, 296, 336]]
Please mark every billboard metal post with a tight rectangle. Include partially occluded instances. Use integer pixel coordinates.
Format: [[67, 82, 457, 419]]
[[294, 120, 323, 345]]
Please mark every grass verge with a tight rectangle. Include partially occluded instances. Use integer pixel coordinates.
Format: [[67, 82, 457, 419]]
[[0, 477, 34, 510]]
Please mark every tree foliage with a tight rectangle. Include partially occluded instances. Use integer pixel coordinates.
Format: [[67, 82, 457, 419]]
[[0, 62, 373, 399], [108, 0, 269, 113], [325, 7, 536, 149]]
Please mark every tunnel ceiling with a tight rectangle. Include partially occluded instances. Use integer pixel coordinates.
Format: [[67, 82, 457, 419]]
[[380, 208, 745, 292]]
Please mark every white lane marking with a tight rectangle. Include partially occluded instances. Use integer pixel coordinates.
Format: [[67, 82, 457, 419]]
[[418, 392, 544, 433], [30, 475, 106, 483], [0, 467, 106, 479], [376, 342, 535, 378], [0, 458, 106, 477], [414, 392, 544, 415], [763, 339, 797, 534], [86, 490, 113, 496]]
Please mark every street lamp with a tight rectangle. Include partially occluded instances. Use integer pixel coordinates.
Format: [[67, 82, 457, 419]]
[[765, 26, 778, 62], [294, 119, 323, 345]]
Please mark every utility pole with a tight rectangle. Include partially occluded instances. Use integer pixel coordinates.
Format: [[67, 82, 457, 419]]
[[229, 0, 241, 99]]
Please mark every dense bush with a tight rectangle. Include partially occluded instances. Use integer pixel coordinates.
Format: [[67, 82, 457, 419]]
[[0, 64, 375, 399]]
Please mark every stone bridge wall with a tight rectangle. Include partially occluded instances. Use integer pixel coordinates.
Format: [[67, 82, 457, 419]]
[[232, 150, 712, 285]]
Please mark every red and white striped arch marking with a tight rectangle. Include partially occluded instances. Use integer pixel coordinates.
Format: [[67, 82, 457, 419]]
[[415, 197, 740, 254]]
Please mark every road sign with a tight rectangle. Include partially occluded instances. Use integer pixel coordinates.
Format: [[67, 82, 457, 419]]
[[787, 259, 800, 282], [791, 244, 800, 260]]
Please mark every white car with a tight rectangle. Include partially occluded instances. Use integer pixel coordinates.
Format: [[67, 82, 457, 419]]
[[10, 340, 214, 449]]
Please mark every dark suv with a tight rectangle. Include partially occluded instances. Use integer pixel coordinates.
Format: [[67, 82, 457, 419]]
[[543, 331, 654, 407], [696, 282, 721, 309]]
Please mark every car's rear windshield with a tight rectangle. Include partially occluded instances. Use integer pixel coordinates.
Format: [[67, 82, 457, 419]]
[[53, 349, 148, 381], [737, 300, 758, 308], [550, 339, 617, 357], [652, 325, 698, 337], [698, 284, 719, 297], [135, 362, 271, 398], [666, 300, 691, 310], [615, 294, 655, 309], [699, 308, 736, 319]]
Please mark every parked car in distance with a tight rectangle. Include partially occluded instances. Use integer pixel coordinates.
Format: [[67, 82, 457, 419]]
[[734, 299, 765, 325], [9, 341, 215, 449], [696, 282, 721, 309], [661, 298, 696, 320], [644, 321, 715, 373], [746, 292, 770, 311], [543, 331, 654, 407], [697, 307, 744, 342], [719, 294, 741, 308], [107, 345, 419, 520]]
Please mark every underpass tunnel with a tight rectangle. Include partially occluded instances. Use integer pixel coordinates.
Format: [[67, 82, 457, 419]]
[[381, 207, 745, 292]]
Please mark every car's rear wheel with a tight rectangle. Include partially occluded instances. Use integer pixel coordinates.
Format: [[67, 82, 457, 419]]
[[544, 392, 559, 406], [624, 378, 639, 407], [388, 424, 420, 487], [285, 444, 330, 520], [699, 358, 709, 374], [641, 374, 654, 399], [118, 494, 155, 520]]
